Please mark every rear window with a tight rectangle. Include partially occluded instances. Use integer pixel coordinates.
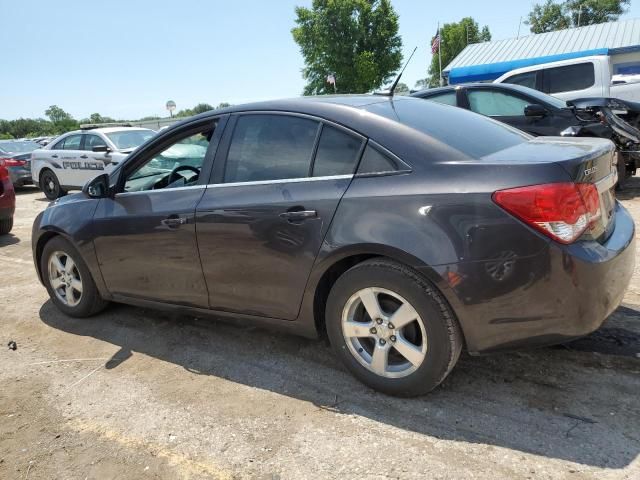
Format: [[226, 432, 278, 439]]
[[362, 98, 529, 158], [544, 62, 595, 94]]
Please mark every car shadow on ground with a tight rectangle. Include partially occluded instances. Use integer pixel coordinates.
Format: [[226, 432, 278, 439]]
[[38, 300, 640, 470], [13, 186, 39, 195], [0, 233, 20, 246]]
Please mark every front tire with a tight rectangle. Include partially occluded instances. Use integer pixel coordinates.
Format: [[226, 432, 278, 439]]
[[41, 236, 108, 317], [40, 169, 66, 200], [326, 258, 463, 397]]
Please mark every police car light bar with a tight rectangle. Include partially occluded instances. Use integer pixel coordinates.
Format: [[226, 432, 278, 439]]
[[80, 122, 133, 130]]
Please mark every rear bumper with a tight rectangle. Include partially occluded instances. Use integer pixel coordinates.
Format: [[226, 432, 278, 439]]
[[8, 166, 32, 186], [431, 202, 636, 354]]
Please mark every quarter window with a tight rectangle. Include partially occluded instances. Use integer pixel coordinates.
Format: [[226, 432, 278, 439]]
[[544, 63, 595, 94], [312, 125, 363, 177], [357, 144, 405, 174], [224, 115, 319, 183], [467, 90, 530, 116], [503, 71, 537, 89], [425, 91, 457, 106]]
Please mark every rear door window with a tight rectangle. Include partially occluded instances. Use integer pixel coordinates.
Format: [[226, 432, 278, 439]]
[[467, 90, 530, 116], [543, 62, 595, 94], [224, 114, 319, 183], [312, 125, 363, 177], [62, 135, 82, 150]]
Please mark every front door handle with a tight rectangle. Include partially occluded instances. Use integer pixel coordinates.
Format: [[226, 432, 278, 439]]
[[79, 154, 88, 159], [51, 154, 58, 158], [161, 216, 187, 228], [279, 209, 317, 221]]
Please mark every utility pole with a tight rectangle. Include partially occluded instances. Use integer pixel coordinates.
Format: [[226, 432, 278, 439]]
[[577, 5, 583, 27], [517, 16, 522, 38]]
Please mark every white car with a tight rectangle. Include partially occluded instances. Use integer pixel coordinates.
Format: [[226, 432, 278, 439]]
[[31, 126, 156, 200]]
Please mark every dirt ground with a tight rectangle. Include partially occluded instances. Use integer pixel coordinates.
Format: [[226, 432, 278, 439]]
[[1, 180, 639, 480]]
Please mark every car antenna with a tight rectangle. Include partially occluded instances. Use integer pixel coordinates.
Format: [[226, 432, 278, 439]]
[[380, 46, 418, 97]]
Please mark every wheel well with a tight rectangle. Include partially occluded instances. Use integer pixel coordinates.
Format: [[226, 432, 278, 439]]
[[313, 254, 380, 338], [35, 232, 59, 281]]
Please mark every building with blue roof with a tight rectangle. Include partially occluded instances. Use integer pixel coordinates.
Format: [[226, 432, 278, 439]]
[[444, 18, 640, 84]]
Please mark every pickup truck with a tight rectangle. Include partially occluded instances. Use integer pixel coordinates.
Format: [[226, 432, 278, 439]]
[[494, 55, 640, 104]]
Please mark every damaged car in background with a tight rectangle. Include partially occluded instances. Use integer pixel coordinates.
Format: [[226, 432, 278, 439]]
[[565, 97, 640, 185], [411, 83, 640, 188]]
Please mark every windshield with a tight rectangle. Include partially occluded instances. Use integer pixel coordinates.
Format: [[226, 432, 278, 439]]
[[0, 141, 40, 153], [106, 130, 155, 150], [362, 97, 529, 158]]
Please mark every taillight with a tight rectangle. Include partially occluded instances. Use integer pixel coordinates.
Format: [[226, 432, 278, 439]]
[[0, 166, 8, 181], [0, 157, 26, 167], [492, 182, 601, 244]]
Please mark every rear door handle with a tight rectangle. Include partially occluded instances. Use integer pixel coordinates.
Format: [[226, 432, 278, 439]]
[[279, 210, 317, 221], [79, 154, 88, 159], [161, 216, 187, 228], [51, 154, 58, 158]]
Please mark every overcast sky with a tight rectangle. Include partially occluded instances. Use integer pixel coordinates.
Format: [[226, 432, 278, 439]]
[[1, 0, 639, 120]]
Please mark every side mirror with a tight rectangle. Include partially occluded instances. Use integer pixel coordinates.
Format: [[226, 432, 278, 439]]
[[83, 173, 111, 199], [524, 104, 547, 117], [92, 145, 111, 153]]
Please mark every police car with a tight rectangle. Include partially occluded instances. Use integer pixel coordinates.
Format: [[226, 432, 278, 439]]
[[31, 125, 156, 200]]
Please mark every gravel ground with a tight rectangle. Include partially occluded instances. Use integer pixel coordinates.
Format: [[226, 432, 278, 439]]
[[1, 181, 639, 480]]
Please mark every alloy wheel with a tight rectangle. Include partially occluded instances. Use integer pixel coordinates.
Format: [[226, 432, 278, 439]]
[[48, 251, 83, 307], [341, 287, 427, 378]]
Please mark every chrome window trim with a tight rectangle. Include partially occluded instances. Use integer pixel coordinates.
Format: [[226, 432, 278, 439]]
[[113, 174, 354, 196], [115, 184, 207, 197], [206, 173, 354, 188]]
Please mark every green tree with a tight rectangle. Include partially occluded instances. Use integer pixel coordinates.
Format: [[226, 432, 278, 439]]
[[45, 105, 72, 124], [425, 17, 491, 88], [526, 0, 630, 33], [44, 105, 79, 133], [526, 0, 570, 33], [565, 0, 630, 26], [191, 103, 214, 114], [216, 102, 232, 109], [292, 0, 403, 95]]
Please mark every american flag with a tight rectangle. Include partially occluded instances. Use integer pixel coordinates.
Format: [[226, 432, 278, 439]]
[[431, 30, 441, 54]]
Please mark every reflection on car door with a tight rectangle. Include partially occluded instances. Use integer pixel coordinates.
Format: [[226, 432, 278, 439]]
[[91, 119, 224, 307], [196, 113, 365, 320]]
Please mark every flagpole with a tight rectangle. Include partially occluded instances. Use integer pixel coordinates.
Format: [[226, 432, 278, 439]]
[[438, 22, 443, 86]]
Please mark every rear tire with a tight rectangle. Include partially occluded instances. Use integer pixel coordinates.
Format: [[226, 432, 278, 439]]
[[41, 236, 108, 317], [40, 169, 66, 200], [0, 217, 12, 235], [325, 258, 463, 397]]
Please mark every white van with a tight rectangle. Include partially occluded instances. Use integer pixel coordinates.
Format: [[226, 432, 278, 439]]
[[494, 55, 640, 102]]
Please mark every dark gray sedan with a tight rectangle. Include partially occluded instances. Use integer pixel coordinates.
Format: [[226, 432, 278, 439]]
[[31, 96, 635, 396], [0, 140, 40, 187]]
